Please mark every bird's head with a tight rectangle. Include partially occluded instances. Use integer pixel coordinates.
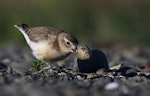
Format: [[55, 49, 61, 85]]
[[58, 33, 78, 55]]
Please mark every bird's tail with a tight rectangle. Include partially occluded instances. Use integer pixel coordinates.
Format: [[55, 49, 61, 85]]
[[14, 23, 29, 32]]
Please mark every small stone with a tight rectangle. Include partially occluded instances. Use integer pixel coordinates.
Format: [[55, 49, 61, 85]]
[[76, 75, 84, 80], [105, 82, 119, 90], [86, 73, 98, 79], [58, 72, 67, 76], [0, 62, 7, 72], [126, 69, 137, 77], [142, 68, 150, 72], [117, 66, 138, 77], [96, 68, 106, 76], [2, 58, 11, 64]]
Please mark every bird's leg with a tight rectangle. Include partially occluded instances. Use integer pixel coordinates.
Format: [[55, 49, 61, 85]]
[[45, 62, 51, 68], [73, 57, 79, 71]]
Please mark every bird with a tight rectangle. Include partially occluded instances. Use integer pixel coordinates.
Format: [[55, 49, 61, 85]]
[[14, 24, 78, 63], [75, 45, 109, 73]]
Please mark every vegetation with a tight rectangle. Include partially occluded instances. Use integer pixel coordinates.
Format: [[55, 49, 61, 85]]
[[26, 60, 47, 75], [31, 60, 45, 71]]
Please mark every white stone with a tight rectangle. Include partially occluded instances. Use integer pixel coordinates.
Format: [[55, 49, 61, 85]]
[[105, 82, 119, 90]]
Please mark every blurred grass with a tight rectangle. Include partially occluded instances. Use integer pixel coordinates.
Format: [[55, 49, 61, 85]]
[[0, 0, 150, 45]]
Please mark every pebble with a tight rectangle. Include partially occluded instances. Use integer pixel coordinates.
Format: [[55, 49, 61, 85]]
[[76, 75, 84, 80], [0, 62, 7, 72], [105, 82, 119, 90]]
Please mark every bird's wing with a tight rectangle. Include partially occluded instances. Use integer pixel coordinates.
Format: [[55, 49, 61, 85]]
[[27, 27, 62, 42]]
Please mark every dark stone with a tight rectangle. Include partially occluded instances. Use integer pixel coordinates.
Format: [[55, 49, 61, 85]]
[[126, 69, 137, 77], [117, 66, 138, 77], [0, 62, 7, 72], [77, 49, 109, 73]]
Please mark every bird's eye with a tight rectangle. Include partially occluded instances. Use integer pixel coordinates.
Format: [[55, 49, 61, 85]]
[[65, 41, 71, 47]]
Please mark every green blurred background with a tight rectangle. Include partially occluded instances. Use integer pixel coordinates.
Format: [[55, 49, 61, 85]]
[[0, 0, 150, 46]]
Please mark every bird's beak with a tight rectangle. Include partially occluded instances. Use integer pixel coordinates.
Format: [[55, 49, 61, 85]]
[[71, 49, 74, 53], [71, 48, 76, 53], [71, 44, 78, 53]]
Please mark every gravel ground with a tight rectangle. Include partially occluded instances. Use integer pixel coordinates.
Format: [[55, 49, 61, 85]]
[[0, 44, 150, 96]]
